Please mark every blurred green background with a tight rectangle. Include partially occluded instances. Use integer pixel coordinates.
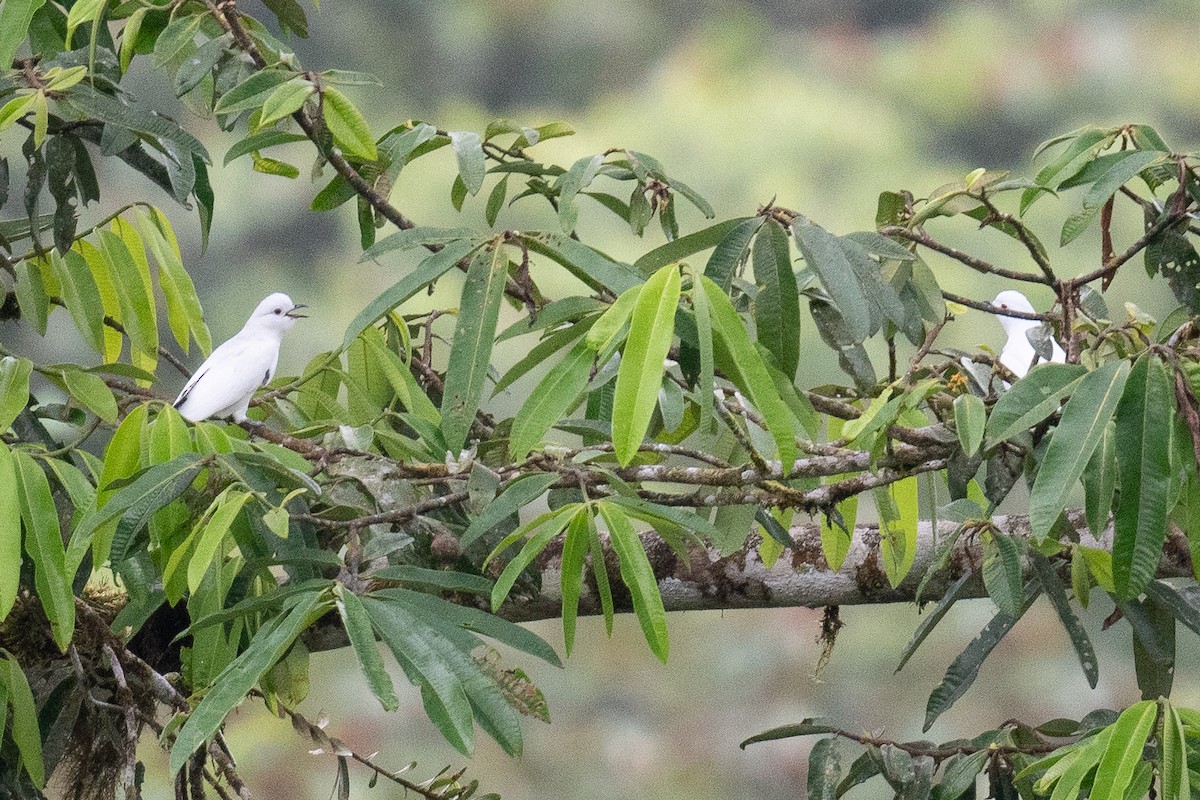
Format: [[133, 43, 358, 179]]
[[104, 0, 1200, 796]]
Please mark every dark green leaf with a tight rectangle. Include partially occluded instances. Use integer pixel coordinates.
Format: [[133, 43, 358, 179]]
[[982, 532, 1024, 618], [223, 130, 307, 165], [440, 245, 508, 451], [174, 33, 229, 97], [953, 392, 986, 457], [752, 219, 800, 378], [1112, 355, 1173, 600], [371, 566, 492, 595], [1030, 552, 1098, 688], [522, 232, 643, 294], [336, 586, 398, 712], [792, 216, 870, 342], [13, 450, 74, 651], [1029, 361, 1129, 540], [739, 719, 839, 748], [170, 591, 325, 775], [460, 473, 560, 548], [633, 217, 749, 274]]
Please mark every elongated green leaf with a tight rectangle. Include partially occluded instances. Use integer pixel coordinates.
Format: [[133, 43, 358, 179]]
[[137, 208, 210, 355], [599, 501, 669, 662], [705, 216, 764, 290], [336, 586, 398, 712], [371, 566, 492, 594], [701, 277, 797, 473], [1029, 361, 1130, 540], [1112, 355, 1173, 600], [174, 33, 230, 97], [982, 531, 1024, 618], [740, 719, 839, 747], [343, 238, 482, 346], [64, 0, 104, 47], [360, 227, 478, 262], [1083, 421, 1117, 537], [0, 0, 47, 71], [223, 130, 308, 165], [63, 83, 209, 160], [1161, 701, 1190, 800], [0, 447, 21, 621], [633, 217, 749, 274], [509, 338, 593, 460], [0, 356, 33, 433], [1060, 151, 1163, 246], [50, 250, 105, 356], [807, 738, 842, 800], [13, 258, 48, 336], [362, 596, 475, 754], [792, 216, 870, 342], [953, 393, 986, 457], [187, 490, 251, 592], [752, 219, 800, 378], [170, 591, 325, 775], [522, 233, 643, 294], [612, 264, 680, 464], [490, 506, 580, 611], [1030, 552, 1098, 688], [449, 131, 485, 195], [877, 477, 919, 587], [441, 245, 508, 452], [322, 87, 377, 161], [689, 264, 715, 437], [97, 229, 158, 364], [1, 654, 44, 787], [81, 453, 204, 562], [1035, 727, 1112, 800], [1090, 700, 1157, 800], [559, 510, 591, 655], [924, 582, 1040, 731], [896, 572, 972, 673], [460, 473, 561, 548], [12, 451, 73, 651]]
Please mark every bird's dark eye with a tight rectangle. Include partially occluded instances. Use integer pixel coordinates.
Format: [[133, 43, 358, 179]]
[[273, 308, 282, 315], [1000, 304, 1008, 309]]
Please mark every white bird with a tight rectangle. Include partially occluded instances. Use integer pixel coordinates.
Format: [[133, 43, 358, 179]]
[[992, 289, 1065, 379], [173, 292, 306, 422]]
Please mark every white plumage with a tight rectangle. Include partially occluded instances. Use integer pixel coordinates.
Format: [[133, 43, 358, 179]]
[[173, 292, 305, 422], [992, 290, 1065, 379]]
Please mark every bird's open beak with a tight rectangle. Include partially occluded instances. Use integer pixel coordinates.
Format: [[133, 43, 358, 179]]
[[286, 304, 308, 319]]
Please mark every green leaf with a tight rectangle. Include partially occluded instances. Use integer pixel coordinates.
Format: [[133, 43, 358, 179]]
[[223, 130, 308, 165], [559, 510, 591, 655], [449, 131, 485, 195], [490, 506, 580, 611], [63, 83, 210, 160], [81, 452, 204, 563], [986, 364, 1088, 446], [174, 33, 229, 97], [877, 477, 919, 587], [361, 595, 475, 754], [752, 219, 800, 378], [0, 447, 20, 621], [440, 245, 508, 452], [896, 572, 972, 673], [335, 586, 398, 712], [60, 366, 117, 422], [186, 489, 251, 593], [14, 258, 49, 335], [739, 719, 839, 748], [612, 264, 680, 464], [0, 0, 48, 72], [598, 501, 669, 662], [792, 216, 870, 343], [807, 737, 842, 800], [258, 77, 315, 126], [1112, 355, 1174, 600], [49, 250, 106, 356], [932, 750, 988, 800], [1029, 361, 1130, 540], [953, 393, 986, 457], [370, 566, 492, 595], [701, 277, 797, 473], [485, 174, 508, 226], [64, 0, 104, 47], [170, 591, 325, 775], [1160, 701, 1190, 800], [633, 217, 749, 274], [1090, 700, 1157, 800], [705, 217, 763, 291], [689, 263, 715, 437], [322, 87, 377, 161], [12, 451, 73, 651], [509, 338, 593, 460], [460, 473, 560, 548], [0, 356, 33, 433], [521, 232, 644, 295], [1030, 552, 1099, 688], [359, 226, 478, 262], [556, 153, 604, 232], [0, 95, 35, 137], [924, 582, 1040, 731], [97, 229, 159, 364], [982, 531, 1024, 618], [1060, 151, 1163, 246], [343, 238, 482, 346], [136, 208, 210, 355], [1, 654, 44, 787]]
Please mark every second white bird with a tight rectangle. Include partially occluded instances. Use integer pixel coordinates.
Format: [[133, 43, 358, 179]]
[[992, 289, 1065, 379], [174, 292, 306, 422]]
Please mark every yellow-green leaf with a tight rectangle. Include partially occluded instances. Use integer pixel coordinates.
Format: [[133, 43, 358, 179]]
[[321, 87, 377, 160]]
